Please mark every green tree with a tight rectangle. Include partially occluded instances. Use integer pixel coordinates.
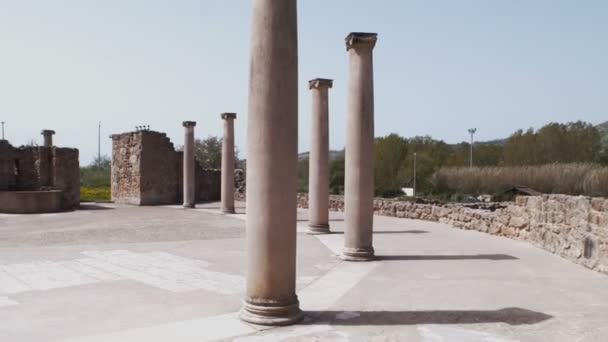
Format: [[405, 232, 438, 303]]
[[194, 136, 222, 169], [80, 155, 111, 187], [297, 157, 309, 193], [189, 136, 242, 169], [503, 121, 603, 165], [329, 154, 345, 195], [374, 134, 409, 197]]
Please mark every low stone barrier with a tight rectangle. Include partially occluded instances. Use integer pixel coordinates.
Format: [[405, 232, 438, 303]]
[[296, 193, 608, 275], [0, 190, 63, 214]]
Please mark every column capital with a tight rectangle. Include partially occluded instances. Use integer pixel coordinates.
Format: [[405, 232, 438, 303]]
[[345, 32, 378, 51], [182, 121, 197, 127], [308, 78, 333, 90], [41, 129, 55, 136], [221, 113, 237, 120]]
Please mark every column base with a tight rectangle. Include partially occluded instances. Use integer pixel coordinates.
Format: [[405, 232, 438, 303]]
[[239, 297, 303, 326], [183, 203, 195, 209], [307, 223, 330, 235], [221, 208, 236, 214], [341, 246, 375, 261]]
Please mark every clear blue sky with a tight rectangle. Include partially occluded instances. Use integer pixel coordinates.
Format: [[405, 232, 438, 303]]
[[1, 0, 606, 164]]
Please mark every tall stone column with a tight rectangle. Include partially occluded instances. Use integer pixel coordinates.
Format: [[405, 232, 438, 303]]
[[240, 0, 301, 326], [307, 78, 333, 234], [221, 113, 237, 214], [41, 130, 55, 147], [182, 121, 196, 208], [343, 32, 378, 261]]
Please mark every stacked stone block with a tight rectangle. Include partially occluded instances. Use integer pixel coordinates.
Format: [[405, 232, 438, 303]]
[[110, 130, 221, 205]]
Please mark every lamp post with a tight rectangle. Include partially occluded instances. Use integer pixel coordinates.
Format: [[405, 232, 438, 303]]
[[413, 152, 417, 197], [468, 128, 477, 168], [1, 121, 4, 140], [98, 122, 101, 168]]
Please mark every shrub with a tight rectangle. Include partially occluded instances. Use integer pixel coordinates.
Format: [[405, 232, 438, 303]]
[[80, 187, 111, 202]]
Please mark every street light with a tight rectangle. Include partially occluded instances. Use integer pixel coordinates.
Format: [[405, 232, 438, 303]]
[[1, 122, 4, 140], [468, 128, 477, 168], [413, 152, 417, 197], [98, 122, 101, 168]]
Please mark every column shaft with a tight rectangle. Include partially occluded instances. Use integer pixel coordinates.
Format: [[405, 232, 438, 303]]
[[182, 122, 196, 208], [308, 79, 333, 234], [343, 33, 377, 261], [221, 113, 236, 214], [240, 0, 301, 326], [41, 130, 55, 147]]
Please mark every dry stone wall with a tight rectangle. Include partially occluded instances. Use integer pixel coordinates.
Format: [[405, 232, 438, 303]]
[[110, 132, 142, 204], [52, 148, 80, 209], [296, 193, 608, 275], [0, 140, 16, 190], [111, 130, 221, 205], [0, 140, 80, 211]]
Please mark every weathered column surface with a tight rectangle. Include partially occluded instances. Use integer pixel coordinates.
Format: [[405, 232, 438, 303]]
[[41, 130, 55, 147], [182, 121, 196, 208], [240, 0, 301, 326], [308, 78, 333, 234], [343, 32, 378, 261], [221, 113, 237, 214]]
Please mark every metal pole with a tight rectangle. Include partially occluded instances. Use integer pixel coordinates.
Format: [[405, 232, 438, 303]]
[[413, 152, 417, 197], [468, 128, 477, 168], [470, 133, 473, 168], [1, 122, 4, 140], [98, 121, 101, 167]]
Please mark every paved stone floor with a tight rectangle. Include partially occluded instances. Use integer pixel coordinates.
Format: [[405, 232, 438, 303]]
[[0, 201, 606, 341]]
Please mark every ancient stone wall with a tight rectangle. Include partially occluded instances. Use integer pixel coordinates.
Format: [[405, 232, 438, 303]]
[[0, 140, 80, 211], [111, 132, 142, 204], [52, 148, 80, 209], [296, 193, 608, 275], [13, 148, 39, 191], [111, 130, 221, 205], [234, 169, 246, 201], [139, 132, 181, 205], [0, 140, 16, 190], [196, 168, 221, 202]]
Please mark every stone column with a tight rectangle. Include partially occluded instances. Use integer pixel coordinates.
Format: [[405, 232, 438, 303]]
[[307, 78, 333, 234], [41, 130, 55, 147], [240, 0, 301, 326], [343, 32, 378, 261], [182, 121, 196, 208], [221, 113, 237, 214]]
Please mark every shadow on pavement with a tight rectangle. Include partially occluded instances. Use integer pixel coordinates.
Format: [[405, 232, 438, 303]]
[[78, 204, 114, 211], [374, 230, 429, 234], [377, 254, 518, 261], [304, 307, 552, 326], [314, 230, 429, 235], [297, 219, 345, 222]]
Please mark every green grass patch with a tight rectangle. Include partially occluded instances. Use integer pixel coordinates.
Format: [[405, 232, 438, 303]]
[[80, 187, 111, 202]]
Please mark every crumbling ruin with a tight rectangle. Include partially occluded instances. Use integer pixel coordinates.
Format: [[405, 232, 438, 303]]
[[110, 130, 221, 205], [0, 132, 80, 214]]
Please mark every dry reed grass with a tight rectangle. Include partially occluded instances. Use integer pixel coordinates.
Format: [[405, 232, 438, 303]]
[[432, 163, 608, 197]]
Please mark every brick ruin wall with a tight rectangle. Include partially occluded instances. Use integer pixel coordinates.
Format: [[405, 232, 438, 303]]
[[111, 131, 221, 205], [0, 139, 80, 210], [294, 193, 608, 275]]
